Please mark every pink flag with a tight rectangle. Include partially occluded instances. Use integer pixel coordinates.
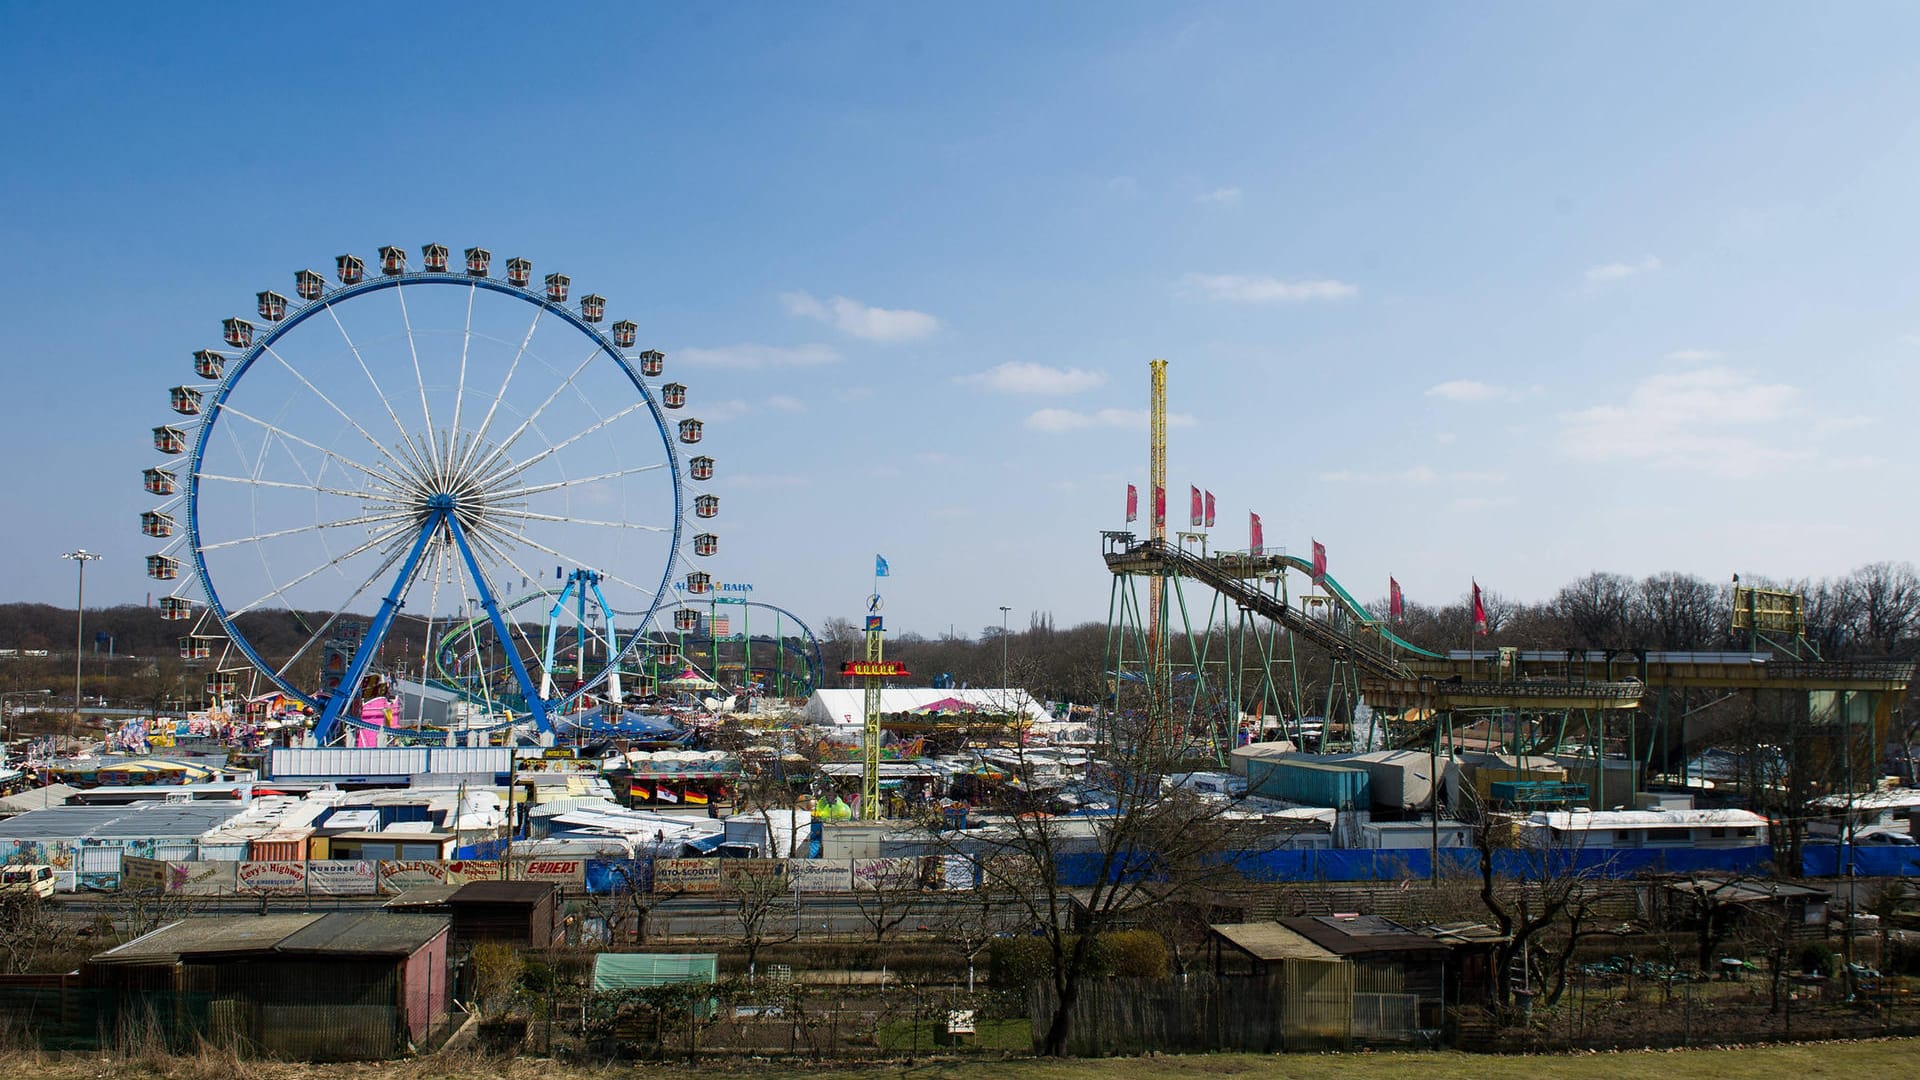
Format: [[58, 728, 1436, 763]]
[[1204, 491, 1215, 528], [1154, 485, 1165, 527], [1126, 484, 1138, 523], [1250, 512, 1264, 555], [1190, 486, 1203, 527], [1312, 540, 1327, 587], [1472, 580, 1489, 635], [1389, 578, 1404, 620]]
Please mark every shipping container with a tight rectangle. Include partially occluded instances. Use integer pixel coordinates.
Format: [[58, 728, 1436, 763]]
[[1246, 759, 1370, 809]]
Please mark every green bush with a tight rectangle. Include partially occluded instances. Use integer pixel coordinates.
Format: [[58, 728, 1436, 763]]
[[987, 930, 1169, 985], [1796, 942, 1835, 976]]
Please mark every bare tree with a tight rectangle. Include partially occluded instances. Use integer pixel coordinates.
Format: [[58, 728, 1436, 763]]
[[848, 857, 922, 945], [721, 861, 794, 979], [923, 711, 1249, 1056], [0, 890, 73, 974]]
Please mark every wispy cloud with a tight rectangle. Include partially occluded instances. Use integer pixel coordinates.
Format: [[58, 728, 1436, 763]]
[[1181, 273, 1357, 303], [765, 395, 807, 413], [1320, 466, 1508, 486], [1666, 348, 1722, 363], [956, 362, 1107, 395], [1107, 176, 1139, 197], [676, 343, 841, 368], [1584, 256, 1662, 283], [1027, 407, 1196, 433], [1425, 379, 1511, 403], [703, 399, 753, 422], [1196, 186, 1242, 207], [1558, 366, 1804, 476], [781, 291, 941, 342], [725, 472, 813, 490]]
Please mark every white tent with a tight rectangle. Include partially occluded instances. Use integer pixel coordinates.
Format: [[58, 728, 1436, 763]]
[[803, 687, 1051, 732]]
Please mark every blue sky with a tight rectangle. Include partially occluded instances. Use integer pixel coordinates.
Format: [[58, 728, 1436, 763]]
[[5, 3, 1920, 638]]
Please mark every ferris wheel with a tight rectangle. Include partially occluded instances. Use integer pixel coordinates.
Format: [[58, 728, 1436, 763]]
[[141, 244, 722, 742]]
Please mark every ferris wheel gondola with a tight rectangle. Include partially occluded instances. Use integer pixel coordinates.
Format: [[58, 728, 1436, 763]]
[[141, 243, 719, 743]]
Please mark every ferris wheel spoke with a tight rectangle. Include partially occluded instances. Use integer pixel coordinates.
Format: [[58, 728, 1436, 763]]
[[217, 403, 415, 495], [483, 462, 669, 502], [198, 472, 403, 502], [453, 303, 546, 480], [260, 343, 419, 481], [465, 343, 604, 482], [393, 285, 446, 484], [483, 507, 667, 532], [457, 530, 559, 687], [197, 509, 418, 553], [474, 400, 650, 491], [446, 282, 478, 488], [267, 537, 420, 683], [493, 528, 661, 596], [226, 517, 419, 618], [322, 300, 438, 482]]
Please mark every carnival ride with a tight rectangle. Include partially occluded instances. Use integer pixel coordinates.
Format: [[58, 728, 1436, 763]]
[[1104, 360, 1915, 791], [141, 244, 718, 744], [430, 590, 825, 736]]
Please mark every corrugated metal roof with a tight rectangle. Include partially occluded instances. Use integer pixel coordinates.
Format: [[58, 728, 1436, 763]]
[[0, 802, 245, 840], [1209, 922, 1340, 962], [1280, 915, 1450, 956], [92, 914, 324, 964], [449, 881, 558, 904], [272, 912, 449, 956]]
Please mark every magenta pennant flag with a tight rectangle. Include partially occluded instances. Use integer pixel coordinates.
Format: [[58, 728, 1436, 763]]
[[1154, 485, 1166, 526], [1204, 491, 1215, 528], [1472, 580, 1489, 635], [1312, 539, 1327, 586], [1189, 486, 1203, 527], [1249, 512, 1264, 555], [1389, 577, 1404, 620], [1126, 484, 1138, 523]]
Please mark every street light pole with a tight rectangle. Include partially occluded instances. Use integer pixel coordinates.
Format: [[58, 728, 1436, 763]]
[[61, 550, 101, 745], [998, 606, 1011, 690]]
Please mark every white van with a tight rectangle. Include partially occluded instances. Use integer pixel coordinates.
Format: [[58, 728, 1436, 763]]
[[0, 864, 56, 898]]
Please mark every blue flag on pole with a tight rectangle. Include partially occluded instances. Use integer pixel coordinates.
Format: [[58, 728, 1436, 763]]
[[875, 555, 890, 577]]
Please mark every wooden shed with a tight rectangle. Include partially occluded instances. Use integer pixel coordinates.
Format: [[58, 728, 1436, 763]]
[[447, 880, 562, 948]]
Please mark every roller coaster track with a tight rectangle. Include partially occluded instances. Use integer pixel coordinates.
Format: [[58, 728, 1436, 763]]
[[1103, 537, 1646, 716], [433, 593, 826, 695]]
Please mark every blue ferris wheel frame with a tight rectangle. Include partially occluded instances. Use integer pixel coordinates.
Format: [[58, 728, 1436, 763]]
[[182, 271, 685, 743]]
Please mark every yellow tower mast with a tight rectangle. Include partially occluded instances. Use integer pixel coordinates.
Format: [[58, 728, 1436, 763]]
[[1147, 359, 1168, 740]]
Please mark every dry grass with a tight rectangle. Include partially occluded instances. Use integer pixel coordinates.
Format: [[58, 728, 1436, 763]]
[[0, 1036, 1916, 1080]]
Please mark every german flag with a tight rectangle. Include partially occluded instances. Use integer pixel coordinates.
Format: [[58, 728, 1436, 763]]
[[683, 789, 710, 806]]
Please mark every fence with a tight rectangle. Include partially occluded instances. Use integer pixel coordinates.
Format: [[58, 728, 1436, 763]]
[[1023, 970, 1375, 1056]]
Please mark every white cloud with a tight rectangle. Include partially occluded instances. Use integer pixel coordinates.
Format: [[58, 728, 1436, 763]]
[[676, 343, 841, 368], [725, 472, 812, 489], [1181, 273, 1357, 303], [765, 395, 806, 413], [1196, 186, 1242, 206], [781, 291, 941, 342], [1666, 348, 1722, 363], [956, 362, 1108, 395], [1558, 366, 1804, 476], [1901, 333, 1920, 347], [835, 386, 874, 402], [1026, 407, 1196, 433], [1425, 379, 1510, 403], [1107, 176, 1139, 196], [1320, 466, 1505, 487], [1584, 256, 1662, 282], [703, 399, 752, 422]]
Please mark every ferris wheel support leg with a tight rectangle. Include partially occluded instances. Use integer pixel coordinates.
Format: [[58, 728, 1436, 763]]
[[447, 516, 554, 735], [539, 578, 577, 701], [313, 509, 447, 745], [589, 576, 621, 704]]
